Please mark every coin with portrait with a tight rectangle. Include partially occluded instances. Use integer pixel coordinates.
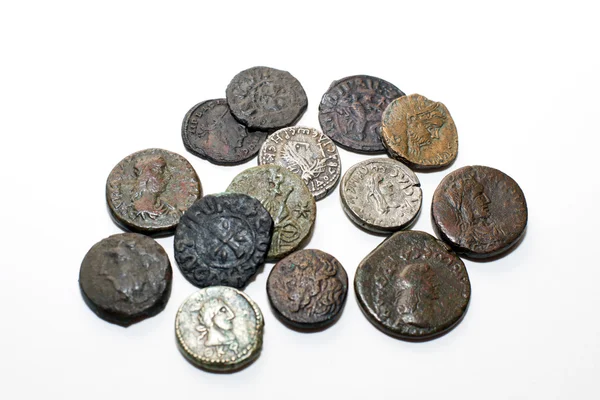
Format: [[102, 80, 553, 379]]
[[355, 230, 471, 340], [432, 165, 527, 258], [175, 287, 264, 372]]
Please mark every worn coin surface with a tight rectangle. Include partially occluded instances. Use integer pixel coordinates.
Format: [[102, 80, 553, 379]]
[[382, 94, 458, 169], [432, 165, 527, 258], [175, 287, 264, 372], [226, 66, 308, 131], [340, 158, 422, 233], [79, 233, 172, 327], [267, 249, 348, 329], [318, 75, 404, 153], [174, 193, 273, 289], [227, 165, 316, 260], [106, 148, 202, 236], [355, 230, 471, 340], [258, 126, 341, 200], [182, 99, 268, 165]]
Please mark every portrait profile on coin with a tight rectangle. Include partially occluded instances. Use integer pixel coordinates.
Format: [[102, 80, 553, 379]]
[[194, 298, 238, 354], [131, 155, 172, 220]]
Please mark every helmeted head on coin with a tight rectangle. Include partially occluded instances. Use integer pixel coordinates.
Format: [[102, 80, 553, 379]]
[[198, 103, 248, 150], [405, 96, 446, 155]]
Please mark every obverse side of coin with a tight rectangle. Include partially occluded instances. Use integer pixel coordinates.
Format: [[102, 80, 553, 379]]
[[382, 94, 458, 169], [226, 66, 308, 131], [355, 231, 470, 340], [267, 249, 348, 329], [258, 126, 341, 200], [106, 148, 202, 236], [174, 193, 273, 289], [79, 233, 172, 327], [340, 158, 422, 233], [227, 165, 316, 260], [318, 75, 404, 153], [175, 287, 264, 372], [182, 99, 268, 165], [432, 165, 527, 258]]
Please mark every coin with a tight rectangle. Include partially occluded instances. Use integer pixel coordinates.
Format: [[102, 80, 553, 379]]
[[227, 165, 316, 260], [174, 193, 273, 289], [340, 158, 422, 233], [226, 66, 308, 131], [318, 75, 404, 153], [175, 287, 264, 372], [106, 148, 202, 236], [182, 99, 268, 165], [382, 94, 458, 169], [267, 249, 348, 329], [79, 233, 172, 327], [258, 126, 341, 200], [355, 230, 470, 340], [432, 165, 527, 258]]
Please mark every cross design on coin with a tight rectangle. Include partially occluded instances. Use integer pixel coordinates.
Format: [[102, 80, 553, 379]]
[[209, 219, 249, 261]]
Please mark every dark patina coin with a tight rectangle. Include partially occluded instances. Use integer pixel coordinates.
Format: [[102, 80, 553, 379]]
[[267, 249, 348, 329], [382, 94, 458, 169], [106, 148, 202, 236], [176, 287, 264, 372], [182, 99, 268, 165], [226, 66, 308, 131], [355, 230, 470, 340], [318, 75, 404, 153], [174, 193, 273, 289], [79, 233, 172, 327], [432, 165, 527, 258]]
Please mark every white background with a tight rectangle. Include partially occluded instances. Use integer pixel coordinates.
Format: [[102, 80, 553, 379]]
[[1, 1, 598, 399]]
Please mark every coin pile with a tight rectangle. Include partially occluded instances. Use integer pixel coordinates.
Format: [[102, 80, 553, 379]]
[[79, 66, 528, 371]]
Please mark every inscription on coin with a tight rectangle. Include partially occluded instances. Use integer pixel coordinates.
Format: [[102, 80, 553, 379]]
[[106, 148, 201, 236], [340, 158, 422, 233], [174, 193, 273, 289], [258, 127, 341, 200], [382, 94, 458, 169], [355, 231, 470, 340], [175, 287, 264, 372], [227, 165, 316, 260], [318, 75, 404, 153], [182, 99, 268, 165], [432, 165, 527, 258]]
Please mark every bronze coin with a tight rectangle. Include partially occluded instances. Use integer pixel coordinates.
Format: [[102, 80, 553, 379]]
[[355, 231, 470, 340], [432, 165, 527, 258], [381, 94, 458, 169], [267, 249, 348, 329]]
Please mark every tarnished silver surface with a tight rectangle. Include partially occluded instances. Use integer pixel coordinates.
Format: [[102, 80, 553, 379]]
[[227, 165, 316, 260], [340, 158, 422, 233], [258, 127, 341, 200], [175, 287, 264, 372]]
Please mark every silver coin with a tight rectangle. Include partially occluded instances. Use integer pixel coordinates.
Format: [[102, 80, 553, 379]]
[[175, 287, 264, 372], [258, 126, 341, 200], [340, 158, 422, 233]]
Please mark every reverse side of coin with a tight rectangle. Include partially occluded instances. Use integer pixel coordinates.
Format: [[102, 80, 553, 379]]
[[175, 287, 264, 372], [106, 148, 202, 236], [226, 165, 316, 260], [174, 193, 273, 289], [432, 165, 527, 258], [226, 66, 308, 131], [79, 233, 172, 327], [355, 230, 471, 340], [182, 99, 268, 165], [258, 126, 341, 200], [382, 94, 458, 169], [318, 75, 404, 153], [340, 158, 422, 233], [267, 249, 348, 329]]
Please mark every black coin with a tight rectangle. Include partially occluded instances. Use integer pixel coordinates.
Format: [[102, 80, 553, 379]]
[[174, 193, 273, 289], [226, 66, 308, 131], [182, 99, 268, 165], [318, 75, 405, 154], [79, 233, 172, 327], [267, 249, 348, 330]]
